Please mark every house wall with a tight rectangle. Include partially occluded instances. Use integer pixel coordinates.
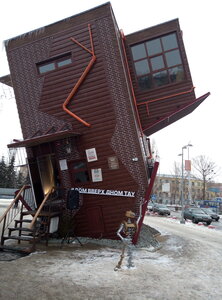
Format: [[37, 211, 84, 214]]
[[5, 3, 150, 239]]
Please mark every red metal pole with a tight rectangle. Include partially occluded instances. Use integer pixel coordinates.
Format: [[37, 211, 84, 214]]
[[132, 161, 159, 244]]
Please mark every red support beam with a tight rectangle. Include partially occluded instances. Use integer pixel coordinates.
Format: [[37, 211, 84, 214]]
[[132, 161, 159, 244]]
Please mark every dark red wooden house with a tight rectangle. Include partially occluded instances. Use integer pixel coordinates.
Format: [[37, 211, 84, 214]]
[[1, 2, 209, 242]]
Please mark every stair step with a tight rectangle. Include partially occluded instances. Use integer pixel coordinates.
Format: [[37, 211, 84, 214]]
[[14, 220, 41, 227], [4, 235, 36, 242], [15, 219, 32, 224], [22, 210, 61, 217], [0, 244, 34, 254], [21, 210, 36, 216], [8, 227, 35, 232]]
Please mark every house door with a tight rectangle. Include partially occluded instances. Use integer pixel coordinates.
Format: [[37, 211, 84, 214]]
[[86, 206, 105, 238]]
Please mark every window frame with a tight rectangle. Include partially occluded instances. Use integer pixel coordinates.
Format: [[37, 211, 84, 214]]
[[131, 32, 185, 91], [37, 52, 72, 75], [68, 159, 90, 185]]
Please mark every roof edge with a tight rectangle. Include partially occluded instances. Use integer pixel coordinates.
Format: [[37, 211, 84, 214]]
[[0, 74, 12, 87], [4, 2, 111, 49], [145, 92, 210, 136]]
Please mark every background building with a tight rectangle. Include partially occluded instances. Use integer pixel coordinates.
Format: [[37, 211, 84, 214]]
[[152, 174, 222, 205]]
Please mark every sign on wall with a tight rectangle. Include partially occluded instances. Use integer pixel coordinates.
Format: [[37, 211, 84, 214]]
[[59, 159, 68, 171], [72, 187, 136, 197], [108, 156, 119, 170], [85, 148, 98, 162], [91, 168, 103, 182]]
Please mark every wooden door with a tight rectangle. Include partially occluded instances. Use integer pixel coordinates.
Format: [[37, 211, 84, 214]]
[[86, 206, 105, 237]]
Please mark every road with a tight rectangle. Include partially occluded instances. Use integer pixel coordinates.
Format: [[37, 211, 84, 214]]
[[0, 201, 222, 299], [144, 214, 222, 249], [170, 209, 222, 230]]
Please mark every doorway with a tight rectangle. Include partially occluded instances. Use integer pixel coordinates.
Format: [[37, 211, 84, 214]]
[[28, 154, 59, 207], [37, 155, 56, 195]]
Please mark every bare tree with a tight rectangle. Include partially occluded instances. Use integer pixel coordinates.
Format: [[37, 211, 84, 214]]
[[192, 155, 217, 200]]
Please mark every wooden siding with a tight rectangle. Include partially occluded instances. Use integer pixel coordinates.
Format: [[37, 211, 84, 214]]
[[6, 3, 150, 239]]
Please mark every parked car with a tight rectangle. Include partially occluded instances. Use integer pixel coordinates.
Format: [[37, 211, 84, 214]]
[[183, 208, 212, 225], [201, 208, 220, 222], [153, 204, 170, 216], [148, 202, 154, 211]]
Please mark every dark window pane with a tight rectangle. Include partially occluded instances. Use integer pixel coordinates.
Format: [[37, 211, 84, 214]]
[[75, 171, 89, 183], [73, 161, 86, 170], [162, 33, 178, 51], [134, 59, 150, 76], [131, 44, 146, 60], [57, 58, 72, 67], [150, 55, 164, 71], [39, 63, 55, 74], [138, 75, 153, 90], [169, 66, 185, 82], [165, 50, 182, 67], [146, 38, 162, 56], [153, 70, 169, 87]]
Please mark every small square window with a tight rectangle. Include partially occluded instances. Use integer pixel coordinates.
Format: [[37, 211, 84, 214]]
[[153, 70, 169, 87], [135, 59, 150, 76], [150, 55, 164, 71], [131, 44, 147, 60], [165, 50, 182, 67], [169, 66, 185, 82], [162, 33, 178, 51], [146, 38, 162, 56], [138, 75, 153, 90]]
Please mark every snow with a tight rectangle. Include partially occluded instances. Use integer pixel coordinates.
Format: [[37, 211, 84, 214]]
[[0, 214, 222, 299]]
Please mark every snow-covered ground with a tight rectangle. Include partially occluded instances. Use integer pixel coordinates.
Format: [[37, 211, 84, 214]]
[[0, 214, 222, 300]]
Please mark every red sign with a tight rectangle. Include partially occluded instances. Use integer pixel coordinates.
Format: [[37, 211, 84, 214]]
[[185, 160, 191, 171]]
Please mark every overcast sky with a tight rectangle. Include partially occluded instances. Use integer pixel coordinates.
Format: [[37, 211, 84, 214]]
[[0, 0, 221, 180]]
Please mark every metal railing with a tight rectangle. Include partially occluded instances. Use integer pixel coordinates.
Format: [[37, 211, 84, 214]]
[[0, 185, 29, 245], [0, 185, 65, 247], [29, 187, 54, 229]]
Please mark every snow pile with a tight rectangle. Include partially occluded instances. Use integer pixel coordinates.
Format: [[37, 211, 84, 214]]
[[0, 216, 222, 299], [58, 223, 161, 250]]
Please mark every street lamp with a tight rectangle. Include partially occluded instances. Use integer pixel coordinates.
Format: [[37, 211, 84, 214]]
[[178, 143, 192, 224], [187, 144, 193, 205]]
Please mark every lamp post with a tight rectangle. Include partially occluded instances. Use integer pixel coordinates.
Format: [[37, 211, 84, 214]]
[[178, 143, 192, 224], [187, 144, 193, 205]]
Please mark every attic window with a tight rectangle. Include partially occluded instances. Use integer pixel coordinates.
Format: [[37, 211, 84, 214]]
[[37, 53, 72, 74], [131, 33, 185, 90]]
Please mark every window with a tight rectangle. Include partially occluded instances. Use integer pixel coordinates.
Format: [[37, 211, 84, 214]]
[[37, 53, 72, 75], [131, 33, 185, 90], [39, 63, 56, 74], [69, 160, 90, 184]]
